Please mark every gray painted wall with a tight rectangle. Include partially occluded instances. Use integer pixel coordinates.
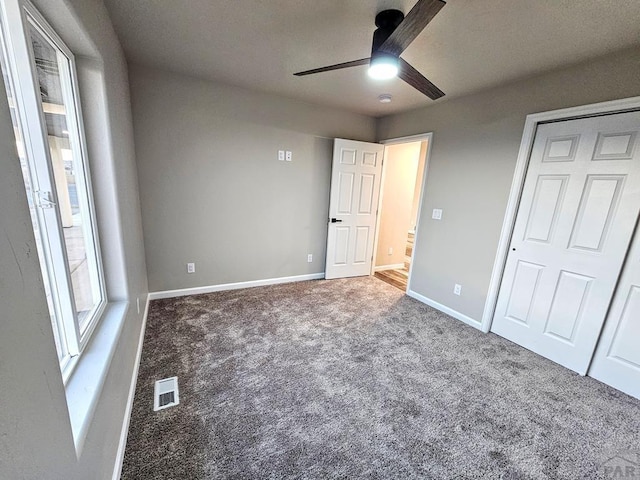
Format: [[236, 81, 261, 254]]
[[130, 64, 376, 292], [0, 0, 147, 478], [377, 47, 640, 322]]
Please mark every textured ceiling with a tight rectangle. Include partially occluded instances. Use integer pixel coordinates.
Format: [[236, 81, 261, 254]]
[[103, 0, 640, 117]]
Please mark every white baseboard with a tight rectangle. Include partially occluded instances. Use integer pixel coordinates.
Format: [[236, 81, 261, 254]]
[[373, 263, 405, 272], [148, 273, 325, 300], [407, 289, 482, 330], [112, 295, 149, 480]]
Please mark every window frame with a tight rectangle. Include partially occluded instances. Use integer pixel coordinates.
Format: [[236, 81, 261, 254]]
[[0, 0, 107, 381]]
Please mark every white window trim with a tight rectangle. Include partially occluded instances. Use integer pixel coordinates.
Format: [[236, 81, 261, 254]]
[[0, 0, 107, 383], [65, 301, 127, 456], [1, 0, 133, 456], [25, 1, 108, 362]]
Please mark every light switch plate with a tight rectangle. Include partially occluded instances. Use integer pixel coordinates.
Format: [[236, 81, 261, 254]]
[[278, 150, 285, 161], [432, 209, 443, 220]]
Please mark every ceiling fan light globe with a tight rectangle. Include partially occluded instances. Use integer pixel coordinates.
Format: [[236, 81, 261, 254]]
[[368, 59, 399, 80]]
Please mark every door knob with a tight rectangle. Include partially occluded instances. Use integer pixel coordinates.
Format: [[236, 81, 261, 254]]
[[330, 218, 343, 223]]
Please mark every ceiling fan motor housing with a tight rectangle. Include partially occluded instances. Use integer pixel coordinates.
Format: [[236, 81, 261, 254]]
[[371, 9, 404, 62]]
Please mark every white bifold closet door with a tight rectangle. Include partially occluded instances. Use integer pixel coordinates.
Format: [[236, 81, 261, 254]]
[[492, 111, 640, 375], [589, 226, 640, 399]]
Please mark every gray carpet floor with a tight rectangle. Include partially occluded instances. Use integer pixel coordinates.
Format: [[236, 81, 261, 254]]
[[121, 277, 640, 479]]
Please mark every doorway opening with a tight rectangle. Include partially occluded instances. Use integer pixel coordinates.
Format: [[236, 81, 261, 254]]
[[372, 137, 429, 292]]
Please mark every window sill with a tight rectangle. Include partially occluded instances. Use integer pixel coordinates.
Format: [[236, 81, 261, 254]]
[[64, 301, 127, 457]]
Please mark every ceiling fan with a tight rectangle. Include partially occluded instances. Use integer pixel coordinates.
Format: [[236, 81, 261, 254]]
[[294, 0, 446, 100]]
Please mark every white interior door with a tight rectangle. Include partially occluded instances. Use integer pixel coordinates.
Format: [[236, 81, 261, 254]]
[[491, 111, 640, 374], [325, 138, 384, 279], [589, 225, 640, 399]]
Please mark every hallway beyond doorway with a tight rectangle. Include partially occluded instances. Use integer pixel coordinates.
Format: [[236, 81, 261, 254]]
[[374, 232, 414, 291]]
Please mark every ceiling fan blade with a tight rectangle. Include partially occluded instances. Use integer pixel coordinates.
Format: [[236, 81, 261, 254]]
[[398, 58, 444, 100], [379, 0, 445, 56], [294, 58, 370, 76]]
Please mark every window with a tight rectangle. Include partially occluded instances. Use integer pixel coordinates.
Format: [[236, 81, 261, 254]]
[[0, 0, 105, 379]]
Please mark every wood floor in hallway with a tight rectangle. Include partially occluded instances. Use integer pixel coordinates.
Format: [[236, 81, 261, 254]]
[[374, 232, 414, 291]]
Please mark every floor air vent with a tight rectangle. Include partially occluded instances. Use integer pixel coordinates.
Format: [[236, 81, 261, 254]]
[[154, 377, 180, 411]]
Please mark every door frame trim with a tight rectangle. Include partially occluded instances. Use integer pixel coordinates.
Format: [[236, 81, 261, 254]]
[[372, 132, 434, 293], [480, 96, 640, 333]]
